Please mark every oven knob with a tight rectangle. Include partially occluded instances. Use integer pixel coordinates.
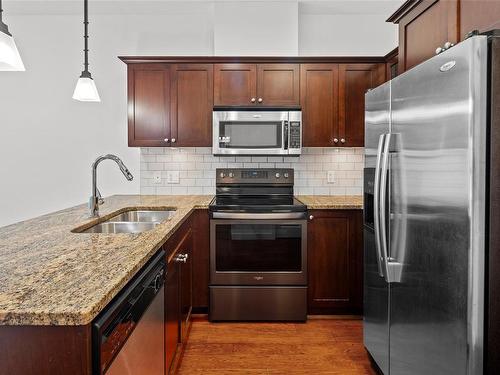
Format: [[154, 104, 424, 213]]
[[284, 172, 289, 178], [219, 172, 225, 178], [229, 172, 234, 178], [275, 172, 280, 179]]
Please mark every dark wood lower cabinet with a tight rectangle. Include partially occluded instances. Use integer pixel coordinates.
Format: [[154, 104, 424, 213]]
[[0, 325, 92, 375], [307, 209, 363, 315], [192, 209, 210, 312], [165, 252, 180, 373], [179, 230, 193, 343]]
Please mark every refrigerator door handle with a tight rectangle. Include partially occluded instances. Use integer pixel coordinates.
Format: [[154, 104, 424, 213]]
[[379, 133, 392, 282], [373, 133, 386, 278]]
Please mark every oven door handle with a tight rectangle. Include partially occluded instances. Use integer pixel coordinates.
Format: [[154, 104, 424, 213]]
[[211, 212, 307, 220]]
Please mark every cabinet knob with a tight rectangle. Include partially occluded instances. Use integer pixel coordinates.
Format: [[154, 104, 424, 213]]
[[164, 138, 169, 143], [340, 138, 346, 144], [174, 254, 187, 263], [333, 138, 339, 144], [258, 98, 263, 103], [251, 98, 256, 103], [443, 41, 454, 50], [171, 138, 176, 143], [309, 215, 314, 220]]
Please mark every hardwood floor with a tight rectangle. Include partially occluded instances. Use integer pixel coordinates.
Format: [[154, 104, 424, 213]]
[[176, 317, 379, 375]]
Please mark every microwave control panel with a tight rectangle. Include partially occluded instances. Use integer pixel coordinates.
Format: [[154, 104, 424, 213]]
[[289, 121, 301, 149]]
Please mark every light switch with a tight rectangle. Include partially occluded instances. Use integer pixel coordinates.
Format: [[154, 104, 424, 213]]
[[327, 171, 336, 184], [166, 171, 180, 184]]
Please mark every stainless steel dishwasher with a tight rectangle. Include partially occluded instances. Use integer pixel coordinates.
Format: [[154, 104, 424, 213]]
[[93, 250, 165, 375]]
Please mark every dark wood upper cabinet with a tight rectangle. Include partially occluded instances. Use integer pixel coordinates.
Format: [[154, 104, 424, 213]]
[[214, 63, 299, 107], [307, 210, 363, 315], [388, 0, 500, 74], [300, 64, 339, 147], [385, 48, 399, 81], [339, 64, 385, 147], [214, 63, 257, 106], [256, 64, 300, 106], [127, 64, 171, 147], [171, 64, 213, 147], [461, 0, 500, 38]]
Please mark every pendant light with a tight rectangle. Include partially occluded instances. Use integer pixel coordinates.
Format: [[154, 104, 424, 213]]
[[0, 0, 25, 71], [73, 0, 100, 102]]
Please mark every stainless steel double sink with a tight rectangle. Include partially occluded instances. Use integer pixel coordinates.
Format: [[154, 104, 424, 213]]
[[75, 209, 176, 234]]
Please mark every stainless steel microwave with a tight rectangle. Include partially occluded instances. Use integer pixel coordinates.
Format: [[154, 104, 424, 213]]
[[212, 110, 302, 156]]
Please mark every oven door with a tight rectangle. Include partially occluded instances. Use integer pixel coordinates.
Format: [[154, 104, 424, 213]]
[[213, 111, 288, 155], [210, 218, 307, 285]]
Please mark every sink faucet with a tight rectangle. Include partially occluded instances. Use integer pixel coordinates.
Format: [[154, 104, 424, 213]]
[[89, 154, 134, 217]]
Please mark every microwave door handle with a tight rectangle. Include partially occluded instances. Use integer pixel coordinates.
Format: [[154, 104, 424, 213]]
[[283, 120, 288, 150]]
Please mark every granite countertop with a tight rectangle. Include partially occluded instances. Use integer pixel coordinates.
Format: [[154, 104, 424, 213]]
[[297, 195, 363, 209], [0, 195, 212, 326], [0, 194, 361, 326]]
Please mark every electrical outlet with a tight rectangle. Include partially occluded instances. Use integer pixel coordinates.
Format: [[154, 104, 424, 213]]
[[153, 171, 162, 185], [327, 171, 336, 184], [166, 171, 180, 184]]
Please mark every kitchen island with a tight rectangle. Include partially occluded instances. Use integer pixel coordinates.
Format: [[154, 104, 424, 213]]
[[0, 194, 362, 375]]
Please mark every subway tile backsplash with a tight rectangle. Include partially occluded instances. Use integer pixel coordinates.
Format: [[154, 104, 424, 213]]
[[140, 147, 364, 196]]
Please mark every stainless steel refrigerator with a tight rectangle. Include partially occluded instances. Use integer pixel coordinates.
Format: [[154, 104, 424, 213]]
[[364, 31, 500, 375]]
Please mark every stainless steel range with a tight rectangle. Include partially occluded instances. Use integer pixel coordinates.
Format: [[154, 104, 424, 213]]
[[209, 168, 308, 321]]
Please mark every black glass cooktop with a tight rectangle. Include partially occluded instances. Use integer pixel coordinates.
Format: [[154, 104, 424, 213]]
[[209, 195, 307, 213]]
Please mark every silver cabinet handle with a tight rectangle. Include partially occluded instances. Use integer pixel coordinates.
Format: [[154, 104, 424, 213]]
[[164, 138, 169, 143], [309, 215, 314, 220], [251, 98, 256, 103], [258, 98, 263, 103], [340, 138, 346, 144], [171, 138, 176, 143], [333, 138, 339, 144]]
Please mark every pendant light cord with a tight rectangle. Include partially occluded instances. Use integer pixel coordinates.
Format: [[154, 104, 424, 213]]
[[81, 0, 91, 77]]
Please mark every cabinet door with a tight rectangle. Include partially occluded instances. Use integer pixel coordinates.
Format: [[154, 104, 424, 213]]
[[127, 64, 171, 147], [307, 210, 363, 314], [256, 64, 300, 106], [398, 0, 459, 72], [179, 230, 193, 343], [338, 64, 385, 147], [165, 256, 179, 372], [214, 64, 257, 106], [171, 64, 213, 147], [460, 0, 500, 40], [300, 64, 339, 147], [192, 210, 210, 312]]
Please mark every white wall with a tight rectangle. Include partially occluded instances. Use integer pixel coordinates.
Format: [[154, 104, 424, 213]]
[[214, 1, 299, 55], [0, 0, 398, 227], [0, 3, 214, 227]]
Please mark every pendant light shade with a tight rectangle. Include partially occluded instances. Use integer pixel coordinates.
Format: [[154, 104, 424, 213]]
[[73, 73, 100, 102], [74, 0, 100, 102], [0, 0, 25, 71]]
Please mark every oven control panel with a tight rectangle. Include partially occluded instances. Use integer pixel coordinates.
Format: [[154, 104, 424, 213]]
[[216, 168, 294, 185]]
